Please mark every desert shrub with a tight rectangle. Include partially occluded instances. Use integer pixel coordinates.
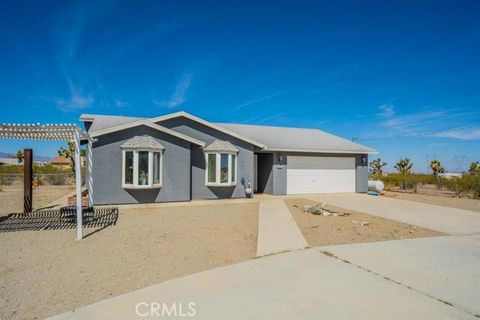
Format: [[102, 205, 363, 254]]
[[381, 174, 435, 190], [34, 164, 72, 174], [0, 165, 23, 174], [380, 173, 480, 197], [45, 174, 68, 185], [0, 174, 15, 186], [458, 175, 480, 198]]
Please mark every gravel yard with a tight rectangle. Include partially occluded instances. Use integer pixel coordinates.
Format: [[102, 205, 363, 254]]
[[285, 198, 443, 247], [0, 202, 259, 320], [0, 184, 75, 215]]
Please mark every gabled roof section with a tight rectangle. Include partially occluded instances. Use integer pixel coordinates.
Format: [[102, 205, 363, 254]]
[[87, 119, 205, 147], [150, 111, 266, 148], [121, 135, 165, 150], [204, 140, 239, 153], [216, 123, 377, 154], [80, 114, 143, 132]]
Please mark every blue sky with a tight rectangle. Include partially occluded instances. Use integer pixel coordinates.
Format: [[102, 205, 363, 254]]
[[0, 0, 479, 172]]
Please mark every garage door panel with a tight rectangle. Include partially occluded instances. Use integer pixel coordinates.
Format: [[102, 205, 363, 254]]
[[287, 156, 355, 194], [288, 157, 353, 170]]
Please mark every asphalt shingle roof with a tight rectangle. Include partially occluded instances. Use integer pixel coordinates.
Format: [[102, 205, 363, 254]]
[[81, 113, 376, 154], [120, 135, 165, 150], [215, 123, 376, 154], [204, 139, 239, 152], [82, 114, 143, 133]]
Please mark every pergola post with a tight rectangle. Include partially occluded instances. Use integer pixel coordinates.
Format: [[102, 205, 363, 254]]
[[23, 148, 33, 214], [0, 123, 92, 240], [86, 139, 93, 207], [74, 129, 83, 240]]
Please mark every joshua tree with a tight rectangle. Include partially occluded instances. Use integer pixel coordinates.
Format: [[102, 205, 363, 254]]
[[369, 158, 387, 176], [395, 158, 413, 190], [394, 158, 413, 175], [430, 160, 445, 186], [469, 161, 480, 175], [58, 141, 76, 173], [57, 141, 86, 173], [12, 150, 24, 163]]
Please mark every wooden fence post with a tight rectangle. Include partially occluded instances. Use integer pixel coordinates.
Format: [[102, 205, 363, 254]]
[[24, 148, 32, 214]]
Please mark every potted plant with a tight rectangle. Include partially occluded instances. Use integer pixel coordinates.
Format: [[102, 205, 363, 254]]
[[139, 171, 147, 185]]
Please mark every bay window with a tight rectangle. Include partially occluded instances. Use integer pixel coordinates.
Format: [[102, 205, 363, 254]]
[[205, 152, 237, 186], [122, 149, 163, 188]]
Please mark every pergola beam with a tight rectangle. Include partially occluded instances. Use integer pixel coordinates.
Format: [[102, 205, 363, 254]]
[[0, 123, 93, 240]]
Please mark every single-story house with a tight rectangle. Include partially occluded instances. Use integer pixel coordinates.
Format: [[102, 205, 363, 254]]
[[51, 156, 72, 170], [81, 111, 377, 205]]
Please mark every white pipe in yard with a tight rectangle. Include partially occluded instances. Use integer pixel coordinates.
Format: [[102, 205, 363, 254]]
[[368, 180, 384, 192]]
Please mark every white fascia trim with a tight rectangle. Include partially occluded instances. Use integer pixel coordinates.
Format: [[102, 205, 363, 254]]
[[150, 111, 266, 148], [80, 116, 95, 122], [263, 148, 378, 154], [89, 120, 205, 147]]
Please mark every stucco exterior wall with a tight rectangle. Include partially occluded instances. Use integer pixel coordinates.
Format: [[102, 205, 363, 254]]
[[157, 117, 255, 199], [91, 126, 191, 205], [355, 154, 369, 193]]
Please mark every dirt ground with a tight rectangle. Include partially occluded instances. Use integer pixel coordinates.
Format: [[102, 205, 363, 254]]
[[0, 202, 259, 320], [285, 198, 443, 247], [382, 190, 480, 212], [0, 185, 75, 215]]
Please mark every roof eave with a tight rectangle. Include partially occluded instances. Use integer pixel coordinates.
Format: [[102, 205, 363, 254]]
[[262, 147, 378, 155], [150, 111, 266, 148], [89, 120, 206, 147]]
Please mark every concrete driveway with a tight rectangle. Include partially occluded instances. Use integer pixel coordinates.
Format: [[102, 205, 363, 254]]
[[321, 235, 480, 317], [306, 193, 480, 235], [50, 243, 478, 320], [50, 195, 480, 319]]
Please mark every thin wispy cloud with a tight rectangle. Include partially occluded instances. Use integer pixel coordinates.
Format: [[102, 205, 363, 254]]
[[432, 127, 480, 140], [53, 88, 94, 112], [376, 104, 448, 133], [377, 103, 395, 117], [39, 80, 94, 112], [154, 73, 193, 108], [361, 103, 480, 142], [255, 113, 286, 124], [115, 99, 128, 108], [236, 92, 284, 110]]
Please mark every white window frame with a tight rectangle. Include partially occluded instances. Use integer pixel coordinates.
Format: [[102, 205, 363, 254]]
[[205, 152, 237, 187], [122, 149, 163, 189]]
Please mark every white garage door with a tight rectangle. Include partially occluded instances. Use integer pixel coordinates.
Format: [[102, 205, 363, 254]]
[[287, 156, 356, 194]]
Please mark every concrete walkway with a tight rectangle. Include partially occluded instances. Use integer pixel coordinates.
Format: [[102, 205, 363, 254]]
[[256, 199, 308, 256], [306, 193, 480, 235], [50, 239, 477, 320]]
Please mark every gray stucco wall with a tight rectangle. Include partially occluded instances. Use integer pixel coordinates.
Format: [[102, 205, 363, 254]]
[[92, 126, 191, 205], [255, 152, 287, 195], [355, 154, 368, 193], [272, 152, 287, 195], [258, 152, 368, 195], [157, 117, 254, 199]]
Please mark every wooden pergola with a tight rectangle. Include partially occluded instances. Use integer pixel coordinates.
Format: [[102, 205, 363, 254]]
[[0, 123, 93, 240]]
